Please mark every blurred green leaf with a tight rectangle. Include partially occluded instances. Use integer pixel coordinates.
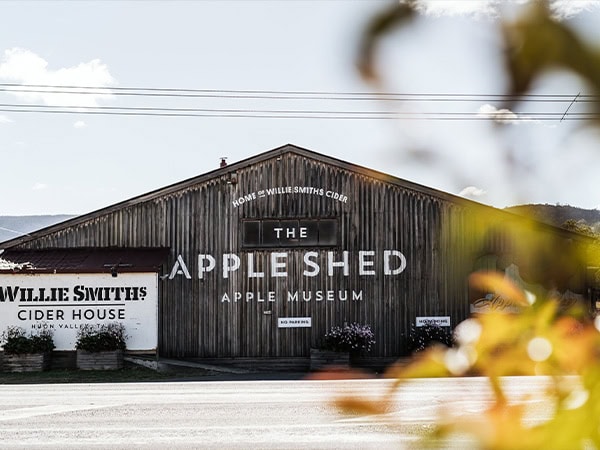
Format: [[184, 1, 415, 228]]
[[357, 2, 416, 81], [503, 1, 600, 106]]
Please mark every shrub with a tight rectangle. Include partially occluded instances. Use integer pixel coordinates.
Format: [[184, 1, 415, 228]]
[[406, 324, 453, 353], [75, 323, 127, 352], [322, 323, 375, 353], [1, 326, 55, 355]]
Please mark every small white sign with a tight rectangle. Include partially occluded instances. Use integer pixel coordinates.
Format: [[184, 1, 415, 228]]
[[416, 316, 451, 327], [278, 317, 312, 328]]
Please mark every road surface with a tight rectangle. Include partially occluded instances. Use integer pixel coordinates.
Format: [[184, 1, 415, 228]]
[[0, 376, 557, 449]]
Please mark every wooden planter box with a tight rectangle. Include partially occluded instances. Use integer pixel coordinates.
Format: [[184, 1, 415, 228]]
[[4, 352, 50, 372], [310, 348, 350, 371], [77, 350, 124, 370]]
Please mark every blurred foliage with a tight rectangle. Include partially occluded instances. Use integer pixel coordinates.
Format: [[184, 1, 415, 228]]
[[358, 0, 600, 124], [337, 276, 600, 449], [338, 1, 600, 448], [502, 2, 600, 109], [562, 220, 600, 269], [357, 1, 416, 82]]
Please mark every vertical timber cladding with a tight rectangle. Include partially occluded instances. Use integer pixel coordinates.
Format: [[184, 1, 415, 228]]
[[7, 146, 481, 359], [176, 151, 472, 359]]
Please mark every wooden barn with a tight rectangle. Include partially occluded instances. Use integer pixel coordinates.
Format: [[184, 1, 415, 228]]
[[0, 144, 591, 369]]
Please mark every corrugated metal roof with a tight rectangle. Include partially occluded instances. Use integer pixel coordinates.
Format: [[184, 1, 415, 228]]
[[0, 247, 169, 274]]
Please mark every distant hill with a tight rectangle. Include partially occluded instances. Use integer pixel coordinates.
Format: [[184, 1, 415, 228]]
[[505, 204, 600, 229], [0, 215, 76, 244]]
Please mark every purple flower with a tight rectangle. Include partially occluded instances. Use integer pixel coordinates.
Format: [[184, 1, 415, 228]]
[[322, 323, 375, 353]]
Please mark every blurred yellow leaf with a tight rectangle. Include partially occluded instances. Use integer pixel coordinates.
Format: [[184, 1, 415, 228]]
[[349, 2, 600, 447], [469, 271, 530, 308], [335, 396, 386, 416], [385, 345, 450, 384]]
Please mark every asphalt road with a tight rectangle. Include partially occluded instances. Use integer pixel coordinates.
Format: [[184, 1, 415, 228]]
[[0, 376, 557, 449]]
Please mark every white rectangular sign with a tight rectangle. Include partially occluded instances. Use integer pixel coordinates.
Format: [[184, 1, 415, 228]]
[[0, 272, 158, 351], [416, 316, 451, 327], [277, 317, 312, 328]]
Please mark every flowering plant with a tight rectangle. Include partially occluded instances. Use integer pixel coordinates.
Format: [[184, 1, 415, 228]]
[[1, 326, 55, 355], [406, 324, 453, 353], [322, 323, 375, 353], [75, 322, 127, 352]]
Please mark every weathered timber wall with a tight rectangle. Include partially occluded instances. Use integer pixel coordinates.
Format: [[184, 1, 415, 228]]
[[12, 147, 587, 359]]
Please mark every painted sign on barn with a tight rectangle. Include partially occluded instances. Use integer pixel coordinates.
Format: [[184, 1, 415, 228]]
[[0, 273, 158, 351]]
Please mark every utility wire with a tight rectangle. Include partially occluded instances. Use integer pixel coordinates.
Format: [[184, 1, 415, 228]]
[[0, 105, 596, 120], [0, 83, 597, 103], [0, 102, 406, 115], [0, 83, 595, 120], [561, 92, 581, 122]]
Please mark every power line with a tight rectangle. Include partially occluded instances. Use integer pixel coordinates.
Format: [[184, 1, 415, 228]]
[[0, 102, 405, 115], [0, 83, 596, 120], [0, 83, 597, 103], [0, 103, 597, 120]]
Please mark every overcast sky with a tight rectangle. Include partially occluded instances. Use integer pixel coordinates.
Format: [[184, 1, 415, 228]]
[[1, 0, 600, 216]]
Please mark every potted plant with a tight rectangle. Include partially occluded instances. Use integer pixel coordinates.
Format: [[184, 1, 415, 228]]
[[75, 322, 127, 370], [406, 324, 454, 354], [311, 323, 375, 371], [1, 326, 55, 372]]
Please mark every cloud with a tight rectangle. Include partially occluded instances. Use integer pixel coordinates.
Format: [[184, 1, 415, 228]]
[[550, 0, 600, 19], [73, 120, 87, 129], [477, 104, 538, 124], [0, 114, 12, 123], [0, 48, 116, 107], [413, 0, 600, 20], [478, 104, 519, 124], [31, 182, 48, 191], [415, 0, 502, 18], [459, 186, 487, 198]]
